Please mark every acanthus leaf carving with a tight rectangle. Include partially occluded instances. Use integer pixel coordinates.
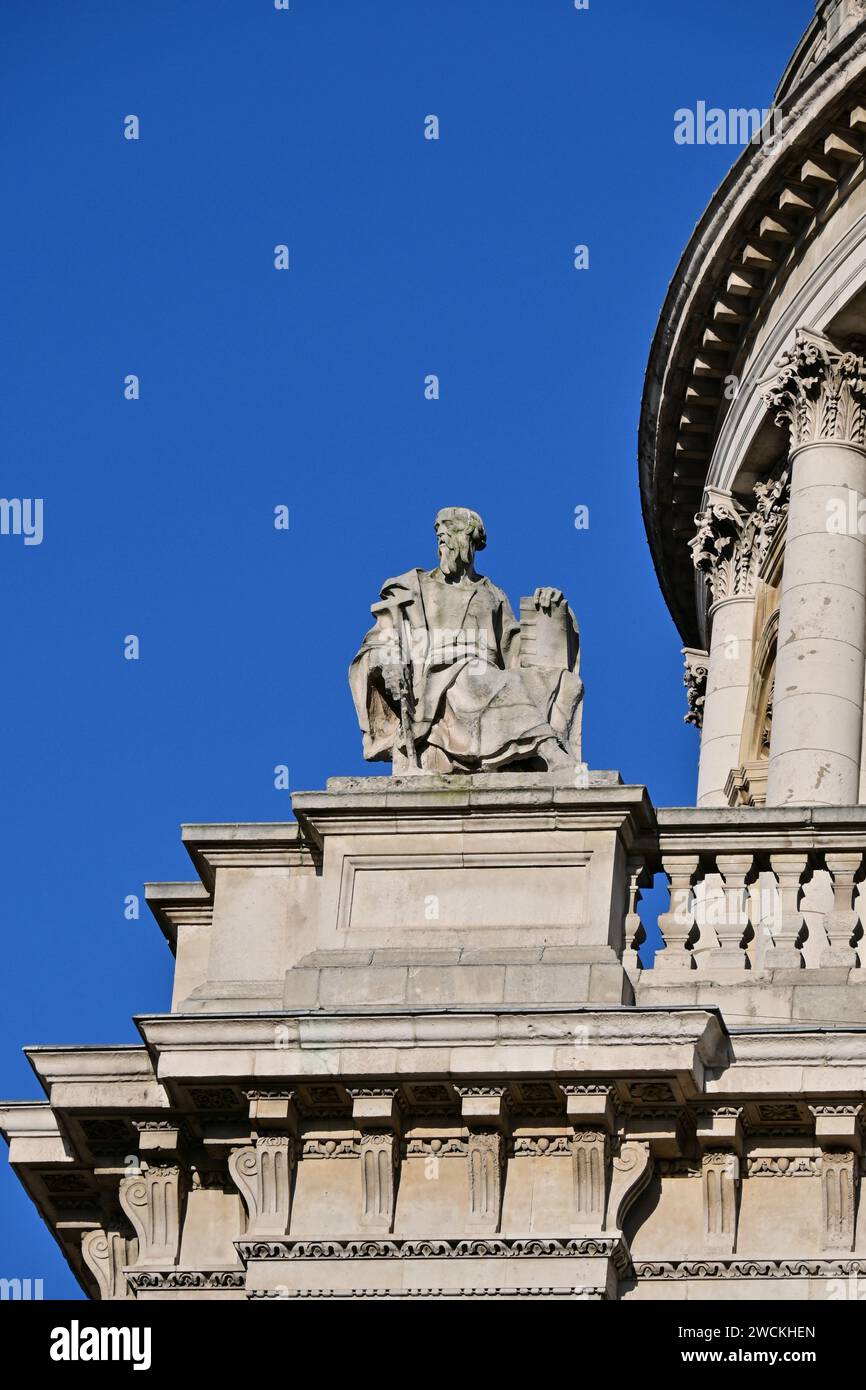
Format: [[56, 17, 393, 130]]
[[682, 648, 709, 729], [689, 472, 790, 607], [763, 329, 866, 452]]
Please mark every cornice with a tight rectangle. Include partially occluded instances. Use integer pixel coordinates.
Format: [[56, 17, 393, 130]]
[[654, 801, 866, 854], [640, 23, 866, 646], [292, 780, 656, 846], [776, 4, 866, 106], [24, 1045, 156, 1088], [144, 881, 212, 953], [180, 821, 317, 889], [0, 1102, 61, 1144], [134, 1007, 729, 1099]]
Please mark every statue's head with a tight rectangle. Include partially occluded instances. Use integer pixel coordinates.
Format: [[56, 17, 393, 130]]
[[434, 506, 486, 577]]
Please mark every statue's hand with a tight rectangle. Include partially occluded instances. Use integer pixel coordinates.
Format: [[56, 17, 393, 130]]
[[533, 586, 565, 614]]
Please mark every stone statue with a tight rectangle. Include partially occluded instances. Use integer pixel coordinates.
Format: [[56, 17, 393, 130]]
[[350, 506, 584, 773]]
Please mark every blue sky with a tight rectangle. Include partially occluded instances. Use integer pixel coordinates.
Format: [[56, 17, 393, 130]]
[[0, 0, 811, 1296]]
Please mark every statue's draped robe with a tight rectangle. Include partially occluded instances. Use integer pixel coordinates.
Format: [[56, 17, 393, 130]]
[[350, 568, 575, 770]]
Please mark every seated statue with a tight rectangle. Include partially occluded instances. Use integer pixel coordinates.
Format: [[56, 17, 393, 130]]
[[349, 506, 584, 773]]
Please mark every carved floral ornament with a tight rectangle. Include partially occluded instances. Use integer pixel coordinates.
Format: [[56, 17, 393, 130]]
[[682, 648, 709, 730], [689, 470, 790, 606], [762, 328, 866, 452]]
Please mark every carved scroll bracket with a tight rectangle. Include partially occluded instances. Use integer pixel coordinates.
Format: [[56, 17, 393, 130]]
[[228, 1136, 295, 1238]]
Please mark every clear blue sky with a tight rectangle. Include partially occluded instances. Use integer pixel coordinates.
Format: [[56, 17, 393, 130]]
[[0, 0, 811, 1296]]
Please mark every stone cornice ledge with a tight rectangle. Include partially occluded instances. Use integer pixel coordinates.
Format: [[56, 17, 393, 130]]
[[653, 803, 866, 853], [22, 1045, 166, 1111], [135, 1007, 728, 1093], [0, 1102, 61, 1139], [703, 1027, 866, 1095], [144, 881, 212, 953], [293, 779, 656, 848], [0, 1103, 70, 1164], [180, 822, 315, 890], [727, 1027, 866, 1065]]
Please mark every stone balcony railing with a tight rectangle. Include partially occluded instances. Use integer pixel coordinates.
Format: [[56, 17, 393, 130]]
[[631, 807, 866, 1020]]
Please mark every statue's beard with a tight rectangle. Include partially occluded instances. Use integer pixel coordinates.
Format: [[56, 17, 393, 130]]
[[438, 536, 473, 576]]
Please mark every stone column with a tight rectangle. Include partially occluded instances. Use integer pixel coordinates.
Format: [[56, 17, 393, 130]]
[[697, 598, 754, 806], [689, 483, 787, 807], [763, 329, 866, 806]]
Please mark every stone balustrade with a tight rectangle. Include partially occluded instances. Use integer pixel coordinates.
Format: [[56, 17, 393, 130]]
[[630, 807, 866, 992]]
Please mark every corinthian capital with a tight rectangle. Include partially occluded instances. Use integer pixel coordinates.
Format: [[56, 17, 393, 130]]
[[690, 473, 789, 604], [690, 492, 747, 603], [682, 648, 709, 729], [763, 328, 866, 451]]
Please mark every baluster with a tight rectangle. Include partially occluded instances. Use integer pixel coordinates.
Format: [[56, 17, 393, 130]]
[[748, 866, 776, 969], [706, 854, 753, 971], [654, 854, 700, 974], [765, 852, 809, 969], [692, 867, 722, 968], [821, 854, 861, 968], [622, 857, 650, 974]]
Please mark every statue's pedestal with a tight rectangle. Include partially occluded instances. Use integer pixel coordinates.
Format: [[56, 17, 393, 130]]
[[172, 771, 654, 1015]]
